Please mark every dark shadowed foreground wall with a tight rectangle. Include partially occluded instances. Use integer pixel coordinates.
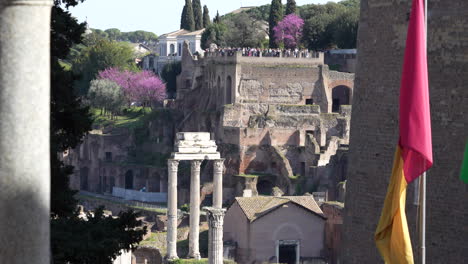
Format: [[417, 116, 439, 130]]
[[342, 0, 468, 263]]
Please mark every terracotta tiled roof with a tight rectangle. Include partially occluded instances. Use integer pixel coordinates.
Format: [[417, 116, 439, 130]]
[[234, 196, 325, 222]]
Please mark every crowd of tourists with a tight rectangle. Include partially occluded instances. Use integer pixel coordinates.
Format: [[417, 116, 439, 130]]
[[205, 47, 317, 58]]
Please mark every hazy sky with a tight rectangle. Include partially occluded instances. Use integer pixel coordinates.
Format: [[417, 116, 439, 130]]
[[69, 0, 339, 35]]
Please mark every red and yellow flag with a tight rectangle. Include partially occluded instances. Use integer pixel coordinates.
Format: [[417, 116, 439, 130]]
[[374, 0, 433, 263]]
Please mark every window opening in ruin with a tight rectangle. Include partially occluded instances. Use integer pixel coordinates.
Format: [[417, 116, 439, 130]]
[[306, 98, 314, 105], [257, 179, 274, 195], [300, 162, 306, 177], [271, 162, 277, 168], [105, 152, 112, 162], [332, 85, 351, 112], [178, 43, 182, 56], [226, 76, 232, 104], [80, 167, 89, 191], [125, 170, 134, 189]]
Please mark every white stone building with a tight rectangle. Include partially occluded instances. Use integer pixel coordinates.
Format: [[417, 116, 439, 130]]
[[142, 28, 205, 74]]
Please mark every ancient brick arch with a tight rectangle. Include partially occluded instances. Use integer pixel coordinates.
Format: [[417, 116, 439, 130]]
[[328, 80, 354, 113]]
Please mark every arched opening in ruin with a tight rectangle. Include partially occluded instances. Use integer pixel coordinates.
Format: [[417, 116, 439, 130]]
[[169, 44, 175, 55], [257, 179, 274, 195], [226, 76, 232, 104], [80, 167, 89, 191], [125, 170, 134, 189], [332, 85, 351, 112]]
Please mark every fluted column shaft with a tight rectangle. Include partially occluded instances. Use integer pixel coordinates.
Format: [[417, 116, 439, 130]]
[[0, 0, 52, 262], [213, 159, 225, 208], [205, 207, 226, 264], [166, 159, 179, 260], [189, 160, 202, 259]]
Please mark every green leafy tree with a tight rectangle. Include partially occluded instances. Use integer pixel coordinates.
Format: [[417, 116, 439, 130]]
[[126, 30, 158, 43], [51, 1, 93, 217], [51, 1, 146, 262], [302, 11, 336, 50], [331, 9, 359, 48], [73, 39, 137, 94], [285, 0, 297, 15], [246, 4, 271, 21], [88, 79, 125, 117], [225, 12, 265, 47], [104, 28, 121, 41], [201, 22, 227, 49], [160, 61, 182, 99], [192, 0, 203, 30], [269, 0, 284, 48], [203, 5, 211, 27], [301, 1, 359, 50], [181, 0, 195, 31], [51, 207, 146, 264]]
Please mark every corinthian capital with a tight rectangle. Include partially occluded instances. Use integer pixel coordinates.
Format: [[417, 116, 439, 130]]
[[191, 160, 203, 171], [213, 159, 225, 172], [168, 159, 179, 172]]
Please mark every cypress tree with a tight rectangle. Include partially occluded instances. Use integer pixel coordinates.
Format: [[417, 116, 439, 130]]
[[285, 0, 297, 15], [214, 10, 221, 24], [203, 5, 211, 27], [192, 0, 203, 30], [180, 5, 187, 29], [269, 0, 284, 48], [181, 0, 195, 31]]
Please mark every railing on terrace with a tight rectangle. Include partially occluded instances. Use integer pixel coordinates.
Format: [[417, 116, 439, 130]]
[[112, 187, 167, 203], [204, 49, 323, 59], [78, 190, 167, 210]]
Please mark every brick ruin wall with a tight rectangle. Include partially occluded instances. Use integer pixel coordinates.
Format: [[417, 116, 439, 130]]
[[342, 0, 468, 263], [174, 48, 355, 200]]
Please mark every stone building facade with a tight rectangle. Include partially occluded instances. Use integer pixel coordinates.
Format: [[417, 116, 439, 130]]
[[174, 43, 355, 202], [224, 196, 326, 264], [342, 0, 468, 263]]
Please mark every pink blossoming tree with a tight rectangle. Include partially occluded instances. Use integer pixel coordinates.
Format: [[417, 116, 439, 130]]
[[273, 14, 304, 49], [98, 68, 166, 108]]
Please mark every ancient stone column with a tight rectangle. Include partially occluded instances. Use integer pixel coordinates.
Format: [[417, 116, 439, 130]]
[[166, 159, 179, 260], [0, 0, 52, 262], [205, 207, 226, 264], [213, 159, 225, 208], [189, 160, 202, 259]]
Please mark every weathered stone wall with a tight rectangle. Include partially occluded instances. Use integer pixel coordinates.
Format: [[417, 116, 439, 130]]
[[321, 202, 344, 264], [342, 0, 468, 263]]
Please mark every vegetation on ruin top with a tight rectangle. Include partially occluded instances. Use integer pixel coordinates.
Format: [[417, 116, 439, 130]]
[[323, 201, 345, 208], [235, 173, 275, 178]]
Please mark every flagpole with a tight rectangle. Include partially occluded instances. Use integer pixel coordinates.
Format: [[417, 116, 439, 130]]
[[419, 1, 428, 264]]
